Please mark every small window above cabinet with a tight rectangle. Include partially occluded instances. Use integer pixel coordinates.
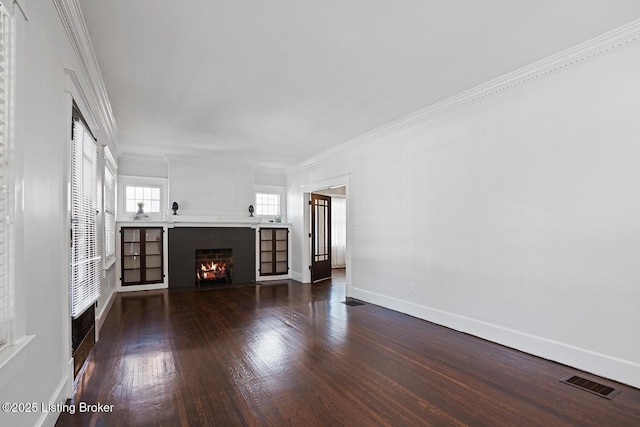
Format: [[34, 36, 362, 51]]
[[259, 227, 289, 277], [121, 227, 164, 285]]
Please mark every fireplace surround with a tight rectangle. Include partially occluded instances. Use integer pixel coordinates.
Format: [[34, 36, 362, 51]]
[[168, 227, 255, 288]]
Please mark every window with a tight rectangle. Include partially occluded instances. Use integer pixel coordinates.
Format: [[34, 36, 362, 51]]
[[0, 3, 12, 351], [331, 197, 347, 268], [70, 108, 101, 319], [255, 193, 281, 216], [124, 185, 161, 213], [103, 147, 117, 266], [117, 176, 167, 221]]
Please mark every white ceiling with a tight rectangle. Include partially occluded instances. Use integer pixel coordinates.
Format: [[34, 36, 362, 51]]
[[79, 0, 640, 170]]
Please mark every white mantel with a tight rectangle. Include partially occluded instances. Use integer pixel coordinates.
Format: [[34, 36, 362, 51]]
[[117, 216, 290, 229]]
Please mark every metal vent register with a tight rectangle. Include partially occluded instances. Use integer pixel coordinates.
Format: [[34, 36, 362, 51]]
[[560, 375, 621, 400]]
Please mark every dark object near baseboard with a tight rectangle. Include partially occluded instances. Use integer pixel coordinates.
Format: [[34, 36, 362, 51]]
[[560, 375, 621, 400], [343, 298, 366, 306]]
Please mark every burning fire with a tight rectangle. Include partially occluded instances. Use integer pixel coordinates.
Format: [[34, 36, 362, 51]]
[[197, 261, 227, 281]]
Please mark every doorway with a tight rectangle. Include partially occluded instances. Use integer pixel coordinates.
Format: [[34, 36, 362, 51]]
[[311, 193, 331, 282], [310, 185, 347, 283]]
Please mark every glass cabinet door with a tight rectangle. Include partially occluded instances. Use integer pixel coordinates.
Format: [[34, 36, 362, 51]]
[[121, 227, 163, 285], [144, 228, 163, 282], [259, 228, 288, 276]]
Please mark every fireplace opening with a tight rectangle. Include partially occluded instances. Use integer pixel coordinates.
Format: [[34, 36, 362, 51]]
[[195, 249, 232, 285]]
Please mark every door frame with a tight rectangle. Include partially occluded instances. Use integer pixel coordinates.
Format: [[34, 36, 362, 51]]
[[301, 174, 351, 295]]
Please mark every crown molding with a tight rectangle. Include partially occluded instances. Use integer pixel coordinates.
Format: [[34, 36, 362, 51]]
[[53, 0, 120, 156], [296, 18, 640, 172]]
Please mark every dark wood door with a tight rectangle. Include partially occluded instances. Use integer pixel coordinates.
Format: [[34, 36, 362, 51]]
[[311, 194, 331, 282]]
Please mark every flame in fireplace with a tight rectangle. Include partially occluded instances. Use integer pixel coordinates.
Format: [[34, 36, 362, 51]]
[[197, 261, 227, 281]]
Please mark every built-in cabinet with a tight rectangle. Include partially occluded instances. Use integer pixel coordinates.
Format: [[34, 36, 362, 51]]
[[121, 227, 164, 285], [259, 227, 289, 276]]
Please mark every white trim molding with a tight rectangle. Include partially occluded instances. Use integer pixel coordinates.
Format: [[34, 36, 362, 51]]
[[351, 287, 640, 390], [35, 364, 72, 427], [53, 0, 120, 155], [295, 18, 640, 171], [0, 335, 34, 391], [95, 289, 116, 338], [1, 0, 29, 20], [65, 68, 98, 132]]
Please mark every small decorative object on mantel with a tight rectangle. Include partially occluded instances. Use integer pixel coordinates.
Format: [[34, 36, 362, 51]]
[[274, 215, 283, 223], [248, 205, 254, 217], [172, 201, 179, 215], [134, 202, 149, 220]]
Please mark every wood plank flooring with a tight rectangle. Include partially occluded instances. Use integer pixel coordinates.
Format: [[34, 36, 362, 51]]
[[56, 275, 640, 426]]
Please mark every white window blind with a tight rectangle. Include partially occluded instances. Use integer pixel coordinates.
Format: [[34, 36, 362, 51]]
[[0, 4, 11, 351], [70, 115, 100, 319], [103, 147, 116, 263]]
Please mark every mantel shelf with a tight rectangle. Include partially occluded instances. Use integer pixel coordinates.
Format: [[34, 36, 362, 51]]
[[117, 216, 290, 228]]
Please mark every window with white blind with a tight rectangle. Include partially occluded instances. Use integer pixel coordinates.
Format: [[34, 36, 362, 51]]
[[0, 3, 12, 351], [103, 147, 116, 267], [70, 109, 101, 319]]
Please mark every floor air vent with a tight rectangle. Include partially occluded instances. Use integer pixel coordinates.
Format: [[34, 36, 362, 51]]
[[342, 298, 366, 306], [560, 375, 621, 400]]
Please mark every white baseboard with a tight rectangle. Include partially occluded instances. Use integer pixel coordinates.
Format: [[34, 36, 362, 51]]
[[290, 271, 304, 283], [96, 290, 116, 340], [35, 360, 73, 427], [257, 274, 291, 282], [118, 282, 167, 292], [351, 287, 640, 389]]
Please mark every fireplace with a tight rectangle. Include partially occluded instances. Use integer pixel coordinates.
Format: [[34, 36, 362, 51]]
[[168, 227, 255, 288], [195, 249, 232, 285]]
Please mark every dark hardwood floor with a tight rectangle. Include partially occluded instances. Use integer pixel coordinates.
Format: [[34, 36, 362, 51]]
[[57, 272, 640, 426]]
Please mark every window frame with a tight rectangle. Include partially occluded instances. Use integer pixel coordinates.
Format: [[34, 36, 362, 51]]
[[117, 175, 168, 222], [69, 106, 101, 319], [254, 185, 285, 219], [124, 185, 161, 214], [0, 1, 13, 353], [103, 147, 117, 269]]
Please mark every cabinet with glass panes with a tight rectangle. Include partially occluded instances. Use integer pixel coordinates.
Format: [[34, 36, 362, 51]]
[[121, 227, 163, 285], [259, 228, 289, 275]]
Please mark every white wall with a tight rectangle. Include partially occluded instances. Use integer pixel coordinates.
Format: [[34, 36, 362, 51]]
[[168, 160, 254, 217], [255, 169, 286, 187], [287, 40, 640, 387], [0, 2, 119, 426], [116, 155, 287, 219], [118, 156, 168, 178], [165, 159, 286, 218]]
